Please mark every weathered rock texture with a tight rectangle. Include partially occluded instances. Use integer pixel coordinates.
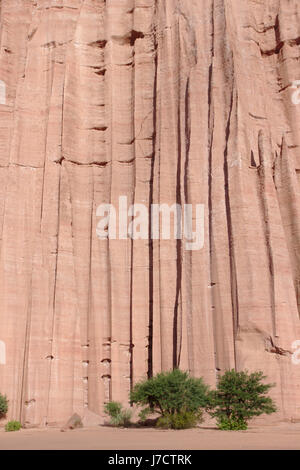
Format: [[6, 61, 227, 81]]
[[0, 0, 300, 426]]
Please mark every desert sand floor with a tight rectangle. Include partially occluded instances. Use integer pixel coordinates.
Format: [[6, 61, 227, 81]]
[[0, 423, 300, 450]]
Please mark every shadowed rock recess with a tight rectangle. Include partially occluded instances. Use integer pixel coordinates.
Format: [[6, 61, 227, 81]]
[[0, 0, 300, 427]]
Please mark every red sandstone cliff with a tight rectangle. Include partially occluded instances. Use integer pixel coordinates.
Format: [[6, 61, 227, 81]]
[[0, 0, 300, 427]]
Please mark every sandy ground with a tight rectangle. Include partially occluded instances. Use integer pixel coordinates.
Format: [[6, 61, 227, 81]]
[[0, 422, 300, 450]]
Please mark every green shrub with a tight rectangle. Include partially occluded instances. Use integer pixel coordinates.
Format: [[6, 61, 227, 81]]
[[0, 393, 8, 419], [156, 410, 202, 430], [130, 369, 210, 429], [138, 407, 152, 424], [104, 401, 122, 419], [155, 413, 172, 429], [210, 369, 276, 430], [5, 421, 21, 432], [216, 416, 247, 431], [115, 409, 132, 427], [104, 401, 132, 427]]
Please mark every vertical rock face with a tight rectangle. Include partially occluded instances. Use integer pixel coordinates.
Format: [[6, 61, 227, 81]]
[[0, 0, 300, 426]]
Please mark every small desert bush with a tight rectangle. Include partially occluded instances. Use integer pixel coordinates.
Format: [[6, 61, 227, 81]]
[[156, 410, 202, 430], [210, 369, 276, 430], [5, 421, 21, 432], [130, 369, 210, 429], [0, 393, 8, 419], [104, 401, 132, 427]]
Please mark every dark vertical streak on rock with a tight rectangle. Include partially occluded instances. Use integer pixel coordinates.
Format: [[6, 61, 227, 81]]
[[184, 77, 190, 205], [257, 130, 276, 337], [20, 276, 33, 424], [147, 156, 154, 378], [45, 165, 61, 422], [173, 20, 182, 369], [147, 17, 158, 379], [129, 235, 134, 389], [86, 180, 93, 402], [44, 65, 66, 419], [129, 3, 137, 391], [223, 86, 238, 368], [208, 1, 217, 374], [183, 76, 192, 370], [20, 9, 36, 422]]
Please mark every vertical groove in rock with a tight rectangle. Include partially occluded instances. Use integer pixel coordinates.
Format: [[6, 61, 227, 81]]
[[173, 16, 182, 370], [208, 0, 216, 376], [257, 130, 277, 337], [223, 84, 239, 366]]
